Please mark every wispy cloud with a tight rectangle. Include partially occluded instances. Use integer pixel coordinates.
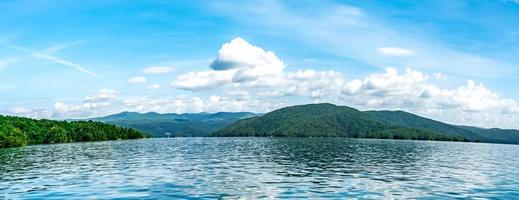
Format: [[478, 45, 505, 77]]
[[7, 44, 101, 78], [43, 41, 83, 54], [377, 47, 415, 56]]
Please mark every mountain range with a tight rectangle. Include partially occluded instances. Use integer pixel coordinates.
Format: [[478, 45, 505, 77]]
[[89, 111, 259, 137], [214, 103, 519, 144], [88, 103, 519, 144]]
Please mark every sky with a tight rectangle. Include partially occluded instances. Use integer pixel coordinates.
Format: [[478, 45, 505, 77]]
[[1, 0, 519, 129]]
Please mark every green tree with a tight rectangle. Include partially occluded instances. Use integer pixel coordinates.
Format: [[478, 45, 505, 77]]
[[0, 125, 28, 148], [46, 126, 68, 144]]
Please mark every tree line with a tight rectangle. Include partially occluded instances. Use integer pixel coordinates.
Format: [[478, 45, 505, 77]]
[[0, 115, 146, 148]]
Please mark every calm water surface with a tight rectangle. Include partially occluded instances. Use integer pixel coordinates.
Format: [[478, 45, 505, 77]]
[[1, 138, 518, 199]]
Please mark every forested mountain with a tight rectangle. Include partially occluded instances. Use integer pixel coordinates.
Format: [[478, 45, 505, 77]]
[[213, 103, 464, 141], [213, 103, 387, 137], [366, 111, 477, 140], [0, 115, 146, 148], [214, 103, 519, 144], [89, 111, 259, 137], [458, 126, 519, 144]]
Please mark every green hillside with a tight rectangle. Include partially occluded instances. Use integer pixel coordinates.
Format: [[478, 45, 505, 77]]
[[90, 111, 259, 137], [214, 103, 519, 144], [0, 115, 146, 148], [366, 111, 477, 140], [458, 126, 519, 144], [213, 103, 464, 141]]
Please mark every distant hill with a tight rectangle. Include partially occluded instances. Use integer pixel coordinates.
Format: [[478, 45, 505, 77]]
[[213, 103, 387, 137], [214, 103, 519, 144], [89, 112, 260, 137], [0, 115, 146, 148], [457, 126, 519, 144]]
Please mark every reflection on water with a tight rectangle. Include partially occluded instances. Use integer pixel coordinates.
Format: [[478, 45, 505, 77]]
[[1, 138, 518, 199]]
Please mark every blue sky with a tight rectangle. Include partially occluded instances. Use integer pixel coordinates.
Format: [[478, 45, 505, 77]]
[[1, 0, 519, 128]]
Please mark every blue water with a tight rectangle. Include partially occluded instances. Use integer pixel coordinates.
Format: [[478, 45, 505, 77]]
[[1, 138, 518, 199]]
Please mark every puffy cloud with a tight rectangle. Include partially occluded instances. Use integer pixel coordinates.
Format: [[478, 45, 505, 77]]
[[342, 68, 427, 97], [52, 100, 111, 118], [142, 66, 176, 74], [429, 80, 519, 113], [171, 70, 235, 91], [210, 37, 285, 73], [53, 101, 83, 116], [172, 37, 286, 90], [128, 76, 147, 84], [52, 88, 120, 118], [377, 47, 415, 56], [337, 68, 519, 127], [168, 38, 519, 128]]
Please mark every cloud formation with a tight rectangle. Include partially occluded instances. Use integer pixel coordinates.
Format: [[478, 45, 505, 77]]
[[85, 89, 118, 102], [172, 37, 286, 91], [169, 37, 519, 128], [7, 38, 519, 128]]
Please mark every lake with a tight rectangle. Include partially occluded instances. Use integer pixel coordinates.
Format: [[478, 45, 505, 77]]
[[1, 138, 518, 199]]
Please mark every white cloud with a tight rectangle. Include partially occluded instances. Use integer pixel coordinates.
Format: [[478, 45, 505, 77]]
[[377, 47, 415, 56], [172, 70, 235, 91], [147, 84, 161, 90], [53, 101, 84, 116], [336, 68, 519, 128], [172, 37, 286, 90], [169, 37, 519, 128], [142, 66, 176, 74], [85, 89, 118, 102], [8, 89, 119, 119], [210, 37, 285, 73], [121, 95, 285, 114], [172, 38, 345, 93], [128, 76, 147, 84], [9, 107, 32, 115], [51, 88, 120, 118], [33, 52, 101, 78], [43, 41, 82, 54]]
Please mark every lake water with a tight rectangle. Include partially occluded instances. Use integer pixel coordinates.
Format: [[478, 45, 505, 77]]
[[1, 138, 518, 199]]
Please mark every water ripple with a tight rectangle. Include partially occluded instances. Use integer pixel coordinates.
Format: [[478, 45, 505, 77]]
[[1, 138, 518, 199]]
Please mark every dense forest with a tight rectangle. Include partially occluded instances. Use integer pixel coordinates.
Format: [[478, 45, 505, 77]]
[[0, 115, 146, 148], [213, 103, 466, 142]]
